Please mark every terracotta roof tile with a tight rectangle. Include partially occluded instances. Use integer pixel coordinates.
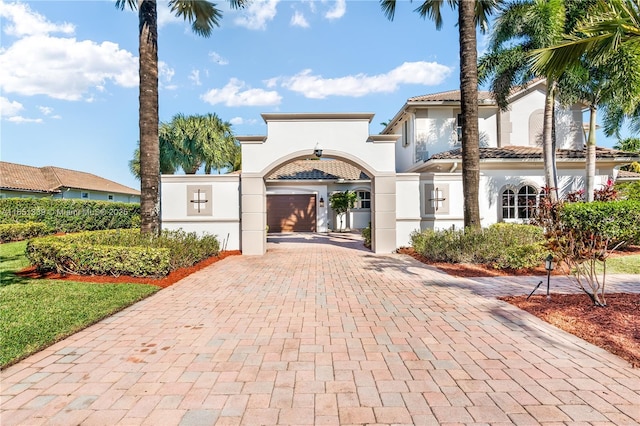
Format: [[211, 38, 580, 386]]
[[409, 90, 494, 103], [0, 161, 139, 195], [267, 160, 369, 181], [617, 170, 640, 179], [0, 162, 58, 193], [429, 146, 640, 161]]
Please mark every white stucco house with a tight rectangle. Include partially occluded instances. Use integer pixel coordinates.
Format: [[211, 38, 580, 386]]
[[161, 79, 639, 255]]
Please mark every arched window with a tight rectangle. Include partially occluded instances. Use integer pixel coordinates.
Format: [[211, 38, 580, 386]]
[[501, 185, 540, 221], [517, 185, 538, 219], [502, 189, 515, 219]]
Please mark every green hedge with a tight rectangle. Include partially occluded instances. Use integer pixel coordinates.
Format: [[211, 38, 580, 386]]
[[0, 222, 52, 243], [410, 223, 547, 269], [560, 200, 640, 245], [26, 239, 171, 277], [0, 198, 140, 233], [26, 229, 220, 277]]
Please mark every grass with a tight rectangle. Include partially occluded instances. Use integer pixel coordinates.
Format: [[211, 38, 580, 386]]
[[0, 241, 159, 368], [603, 254, 640, 275]]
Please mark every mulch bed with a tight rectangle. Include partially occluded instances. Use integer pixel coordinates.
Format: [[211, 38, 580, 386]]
[[16, 250, 241, 288], [399, 245, 640, 367], [502, 293, 640, 368]]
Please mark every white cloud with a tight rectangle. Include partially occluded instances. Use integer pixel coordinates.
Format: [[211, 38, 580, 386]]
[[277, 61, 452, 99], [159, 62, 175, 89], [324, 0, 346, 20], [0, 0, 74, 37], [209, 51, 229, 65], [7, 116, 43, 124], [0, 96, 23, 116], [230, 116, 244, 125], [157, 3, 182, 28], [0, 1, 138, 101], [201, 78, 282, 106], [38, 106, 53, 115], [0, 35, 137, 101], [189, 70, 202, 86], [234, 0, 279, 30], [291, 11, 309, 28]]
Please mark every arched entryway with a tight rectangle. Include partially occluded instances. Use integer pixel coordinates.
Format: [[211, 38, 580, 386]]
[[237, 113, 399, 255]]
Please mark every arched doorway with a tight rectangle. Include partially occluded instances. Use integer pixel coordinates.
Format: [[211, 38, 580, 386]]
[[237, 113, 399, 255]]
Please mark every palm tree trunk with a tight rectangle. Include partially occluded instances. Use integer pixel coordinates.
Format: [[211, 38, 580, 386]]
[[586, 105, 597, 202], [543, 81, 558, 202], [138, 0, 161, 235], [458, 0, 481, 229]]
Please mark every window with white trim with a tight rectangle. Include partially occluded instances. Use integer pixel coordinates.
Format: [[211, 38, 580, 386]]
[[501, 185, 540, 221], [355, 191, 371, 209]]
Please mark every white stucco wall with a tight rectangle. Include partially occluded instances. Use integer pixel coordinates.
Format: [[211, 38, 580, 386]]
[[243, 114, 396, 175], [414, 108, 457, 163], [395, 173, 421, 247], [161, 174, 241, 251], [394, 119, 414, 174], [480, 167, 611, 226]]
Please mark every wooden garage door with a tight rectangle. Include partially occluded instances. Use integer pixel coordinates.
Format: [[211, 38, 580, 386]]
[[267, 194, 316, 233]]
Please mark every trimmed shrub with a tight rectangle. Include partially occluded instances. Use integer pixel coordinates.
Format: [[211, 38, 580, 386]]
[[361, 223, 371, 248], [26, 239, 171, 277], [410, 223, 546, 270], [0, 198, 139, 232], [0, 222, 52, 243], [615, 180, 640, 201], [26, 228, 220, 277], [560, 200, 640, 246]]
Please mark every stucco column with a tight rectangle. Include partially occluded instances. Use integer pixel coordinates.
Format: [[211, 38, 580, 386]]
[[241, 174, 267, 255], [372, 174, 397, 253]]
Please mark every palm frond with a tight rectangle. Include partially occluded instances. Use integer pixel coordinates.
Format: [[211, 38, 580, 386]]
[[168, 0, 223, 37]]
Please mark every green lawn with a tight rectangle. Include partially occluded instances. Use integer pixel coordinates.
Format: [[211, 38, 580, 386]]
[[603, 254, 640, 275], [0, 241, 159, 368]]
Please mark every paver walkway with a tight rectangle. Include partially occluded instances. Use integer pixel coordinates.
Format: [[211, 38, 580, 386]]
[[2, 237, 639, 425]]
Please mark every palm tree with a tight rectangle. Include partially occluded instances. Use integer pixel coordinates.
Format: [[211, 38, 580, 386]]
[[614, 137, 640, 172], [380, 0, 501, 229], [531, 0, 640, 200], [531, 0, 640, 74], [479, 0, 575, 202], [130, 113, 240, 177], [115, 0, 244, 235]]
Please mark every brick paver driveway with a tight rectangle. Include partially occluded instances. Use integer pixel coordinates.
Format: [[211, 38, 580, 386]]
[[2, 236, 639, 425]]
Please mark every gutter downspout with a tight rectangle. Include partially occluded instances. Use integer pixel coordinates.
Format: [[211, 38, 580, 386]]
[[449, 162, 458, 173]]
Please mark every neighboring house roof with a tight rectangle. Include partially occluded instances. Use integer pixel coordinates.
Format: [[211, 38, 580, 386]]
[[266, 160, 369, 181], [0, 161, 140, 196], [429, 146, 640, 161]]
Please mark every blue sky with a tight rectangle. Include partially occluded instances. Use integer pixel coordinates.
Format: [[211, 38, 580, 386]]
[[0, 0, 625, 191]]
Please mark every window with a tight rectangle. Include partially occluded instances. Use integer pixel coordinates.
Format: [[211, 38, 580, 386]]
[[402, 120, 409, 147], [502, 189, 515, 219], [518, 186, 537, 219], [108, 194, 114, 201], [81, 192, 89, 199], [456, 113, 463, 142], [355, 191, 371, 209], [501, 185, 540, 221]]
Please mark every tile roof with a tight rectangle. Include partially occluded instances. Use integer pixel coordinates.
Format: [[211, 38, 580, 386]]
[[267, 160, 369, 181], [428, 146, 640, 161], [0, 161, 140, 195], [408, 90, 494, 103], [617, 170, 640, 180]]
